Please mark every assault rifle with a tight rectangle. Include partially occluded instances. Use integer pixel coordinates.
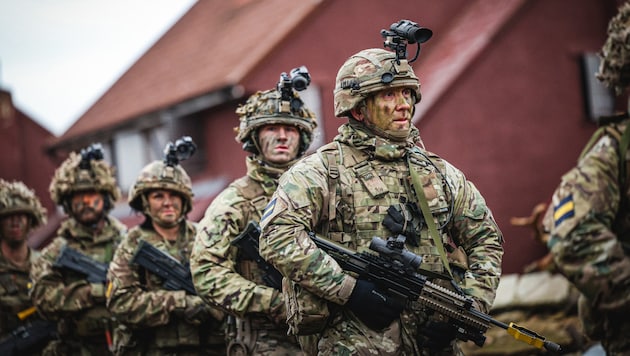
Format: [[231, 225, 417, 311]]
[[309, 233, 562, 352], [231, 221, 283, 290], [54, 245, 108, 284], [0, 305, 56, 355], [130, 240, 196, 295], [0, 319, 57, 355]]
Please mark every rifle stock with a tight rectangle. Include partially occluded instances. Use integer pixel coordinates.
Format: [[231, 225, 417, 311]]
[[0, 319, 57, 355], [130, 240, 197, 295], [309, 233, 561, 352], [53, 245, 108, 284], [231, 221, 283, 290]]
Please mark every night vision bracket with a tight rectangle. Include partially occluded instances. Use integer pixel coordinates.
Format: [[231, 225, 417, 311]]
[[79, 143, 105, 170], [277, 65, 311, 113], [164, 136, 197, 167], [381, 19, 432, 64]]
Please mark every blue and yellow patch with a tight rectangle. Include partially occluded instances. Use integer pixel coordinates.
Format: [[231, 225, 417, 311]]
[[261, 198, 276, 224], [553, 194, 575, 227]]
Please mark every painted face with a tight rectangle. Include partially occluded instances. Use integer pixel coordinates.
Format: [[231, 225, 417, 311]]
[[363, 87, 415, 134], [0, 213, 29, 243], [147, 189, 183, 227], [258, 124, 301, 164], [71, 191, 105, 225]]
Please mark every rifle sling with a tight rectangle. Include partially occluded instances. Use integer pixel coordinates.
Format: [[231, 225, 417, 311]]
[[407, 154, 453, 278]]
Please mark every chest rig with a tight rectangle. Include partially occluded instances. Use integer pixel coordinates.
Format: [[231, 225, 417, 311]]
[[232, 176, 275, 285], [316, 142, 454, 275]]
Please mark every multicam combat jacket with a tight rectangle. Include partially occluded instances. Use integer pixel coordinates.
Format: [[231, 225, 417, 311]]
[[107, 220, 225, 355], [259, 123, 504, 355], [191, 156, 302, 354], [547, 119, 630, 354], [30, 216, 125, 350], [0, 247, 39, 336]]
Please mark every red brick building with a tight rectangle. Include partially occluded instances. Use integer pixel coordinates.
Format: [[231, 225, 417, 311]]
[[44, 0, 623, 273]]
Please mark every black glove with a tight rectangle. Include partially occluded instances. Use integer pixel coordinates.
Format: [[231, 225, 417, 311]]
[[346, 279, 404, 330], [382, 203, 422, 246], [418, 320, 458, 351]]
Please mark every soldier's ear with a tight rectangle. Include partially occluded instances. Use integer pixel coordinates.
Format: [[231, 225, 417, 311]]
[[350, 107, 365, 122]]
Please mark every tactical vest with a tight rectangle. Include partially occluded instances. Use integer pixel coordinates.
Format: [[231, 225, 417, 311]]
[[316, 142, 455, 275], [231, 176, 275, 289]]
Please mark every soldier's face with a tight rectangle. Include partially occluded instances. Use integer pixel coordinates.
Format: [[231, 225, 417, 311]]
[[362, 87, 414, 133], [258, 124, 301, 164], [147, 189, 182, 225], [71, 191, 105, 225], [0, 213, 29, 245]]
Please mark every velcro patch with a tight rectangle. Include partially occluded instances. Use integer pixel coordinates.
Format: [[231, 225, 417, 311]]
[[553, 194, 575, 227]]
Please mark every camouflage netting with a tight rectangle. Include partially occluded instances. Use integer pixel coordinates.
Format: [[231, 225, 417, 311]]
[[597, 1, 630, 95], [0, 179, 47, 228], [49, 151, 121, 206]]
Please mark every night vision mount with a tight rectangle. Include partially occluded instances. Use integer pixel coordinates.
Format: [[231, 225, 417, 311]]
[[79, 143, 105, 170], [277, 65, 311, 113], [381, 19, 432, 64], [164, 136, 197, 167]]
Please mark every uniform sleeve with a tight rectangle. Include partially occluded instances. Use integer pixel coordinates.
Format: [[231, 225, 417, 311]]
[[448, 163, 504, 312], [106, 232, 186, 327], [30, 238, 98, 319], [259, 159, 356, 305], [547, 133, 630, 311], [190, 188, 278, 318]]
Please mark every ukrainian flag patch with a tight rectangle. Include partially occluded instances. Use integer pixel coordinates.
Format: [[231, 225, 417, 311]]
[[553, 194, 575, 227], [261, 198, 276, 223]]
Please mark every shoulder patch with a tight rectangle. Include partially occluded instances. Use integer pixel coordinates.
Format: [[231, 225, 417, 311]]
[[261, 198, 277, 224], [553, 194, 575, 227]]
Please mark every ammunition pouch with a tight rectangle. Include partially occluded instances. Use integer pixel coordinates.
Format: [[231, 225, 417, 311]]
[[282, 277, 329, 335], [72, 306, 110, 337]]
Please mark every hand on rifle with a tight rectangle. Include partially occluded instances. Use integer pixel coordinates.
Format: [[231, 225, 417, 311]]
[[176, 296, 224, 325], [346, 279, 404, 330]]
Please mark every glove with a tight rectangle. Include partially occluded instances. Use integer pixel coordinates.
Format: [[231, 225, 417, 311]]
[[418, 320, 458, 351], [345, 279, 404, 330], [382, 203, 422, 246], [177, 296, 211, 325]]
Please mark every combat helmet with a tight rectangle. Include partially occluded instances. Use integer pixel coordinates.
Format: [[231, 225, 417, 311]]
[[49, 143, 121, 213], [334, 48, 422, 118], [0, 179, 47, 229], [235, 66, 318, 156], [128, 136, 196, 216], [597, 1, 630, 95]]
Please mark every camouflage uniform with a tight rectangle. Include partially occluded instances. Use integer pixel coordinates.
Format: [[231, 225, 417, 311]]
[[107, 150, 226, 355], [259, 48, 504, 355], [191, 82, 317, 355], [30, 146, 126, 356], [0, 179, 52, 355], [546, 3, 630, 354]]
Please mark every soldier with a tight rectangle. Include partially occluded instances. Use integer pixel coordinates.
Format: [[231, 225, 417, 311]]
[[106, 137, 226, 355], [30, 144, 126, 356], [0, 179, 53, 354], [258, 22, 504, 355], [190, 67, 317, 355], [545, 2, 630, 354]]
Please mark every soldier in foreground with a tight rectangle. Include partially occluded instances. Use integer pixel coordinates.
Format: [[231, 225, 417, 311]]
[[545, 2, 630, 354], [190, 67, 317, 355], [30, 144, 126, 355], [106, 137, 225, 355], [0, 179, 52, 355], [259, 20, 504, 355]]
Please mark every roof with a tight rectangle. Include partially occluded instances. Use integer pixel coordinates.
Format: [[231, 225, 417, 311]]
[[51, 0, 323, 146]]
